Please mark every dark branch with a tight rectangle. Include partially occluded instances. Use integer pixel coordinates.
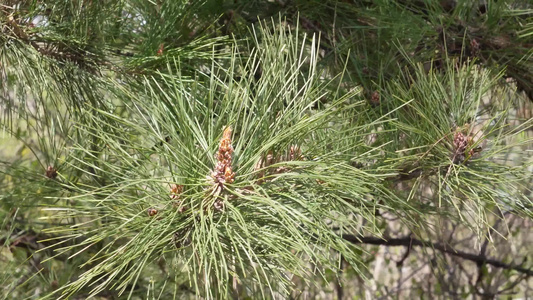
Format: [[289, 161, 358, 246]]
[[342, 235, 532, 276]]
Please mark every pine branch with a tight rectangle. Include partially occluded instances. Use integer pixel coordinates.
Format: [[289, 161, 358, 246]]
[[2, 12, 94, 68], [341, 234, 533, 276]]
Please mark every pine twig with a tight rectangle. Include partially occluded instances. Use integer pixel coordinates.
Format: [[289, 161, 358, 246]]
[[342, 235, 532, 276]]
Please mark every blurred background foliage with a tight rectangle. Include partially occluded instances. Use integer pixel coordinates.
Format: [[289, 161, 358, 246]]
[[1, 0, 532, 299]]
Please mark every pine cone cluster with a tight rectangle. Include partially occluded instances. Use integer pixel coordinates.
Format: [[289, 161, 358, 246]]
[[452, 130, 477, 164], [211, 126, 235, 189], [206, 126, 236, 211]]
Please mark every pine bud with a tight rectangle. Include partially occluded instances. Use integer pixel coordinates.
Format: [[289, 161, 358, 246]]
[[371, 91, 380, 106], [45, 166, 58, 179], [170, 184, 183, 200], [157, 43, 164, 56], [147, 208, 158, 217]]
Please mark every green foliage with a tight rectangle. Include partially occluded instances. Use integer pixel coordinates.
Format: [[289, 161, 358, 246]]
[[1, 0, 532, 299]]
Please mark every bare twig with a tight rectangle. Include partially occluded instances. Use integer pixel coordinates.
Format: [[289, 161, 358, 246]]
[[342, 235, 532, 276]]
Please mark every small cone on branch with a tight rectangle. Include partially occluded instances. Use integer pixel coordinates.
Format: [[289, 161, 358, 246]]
[[452, 131, 468, 164], [147, 207, 158, 217], [45, 166, 58, 179], [451, 126, 483, 164]]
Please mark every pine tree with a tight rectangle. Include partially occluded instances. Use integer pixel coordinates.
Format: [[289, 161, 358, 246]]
[[1, 1, 532, 299]]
